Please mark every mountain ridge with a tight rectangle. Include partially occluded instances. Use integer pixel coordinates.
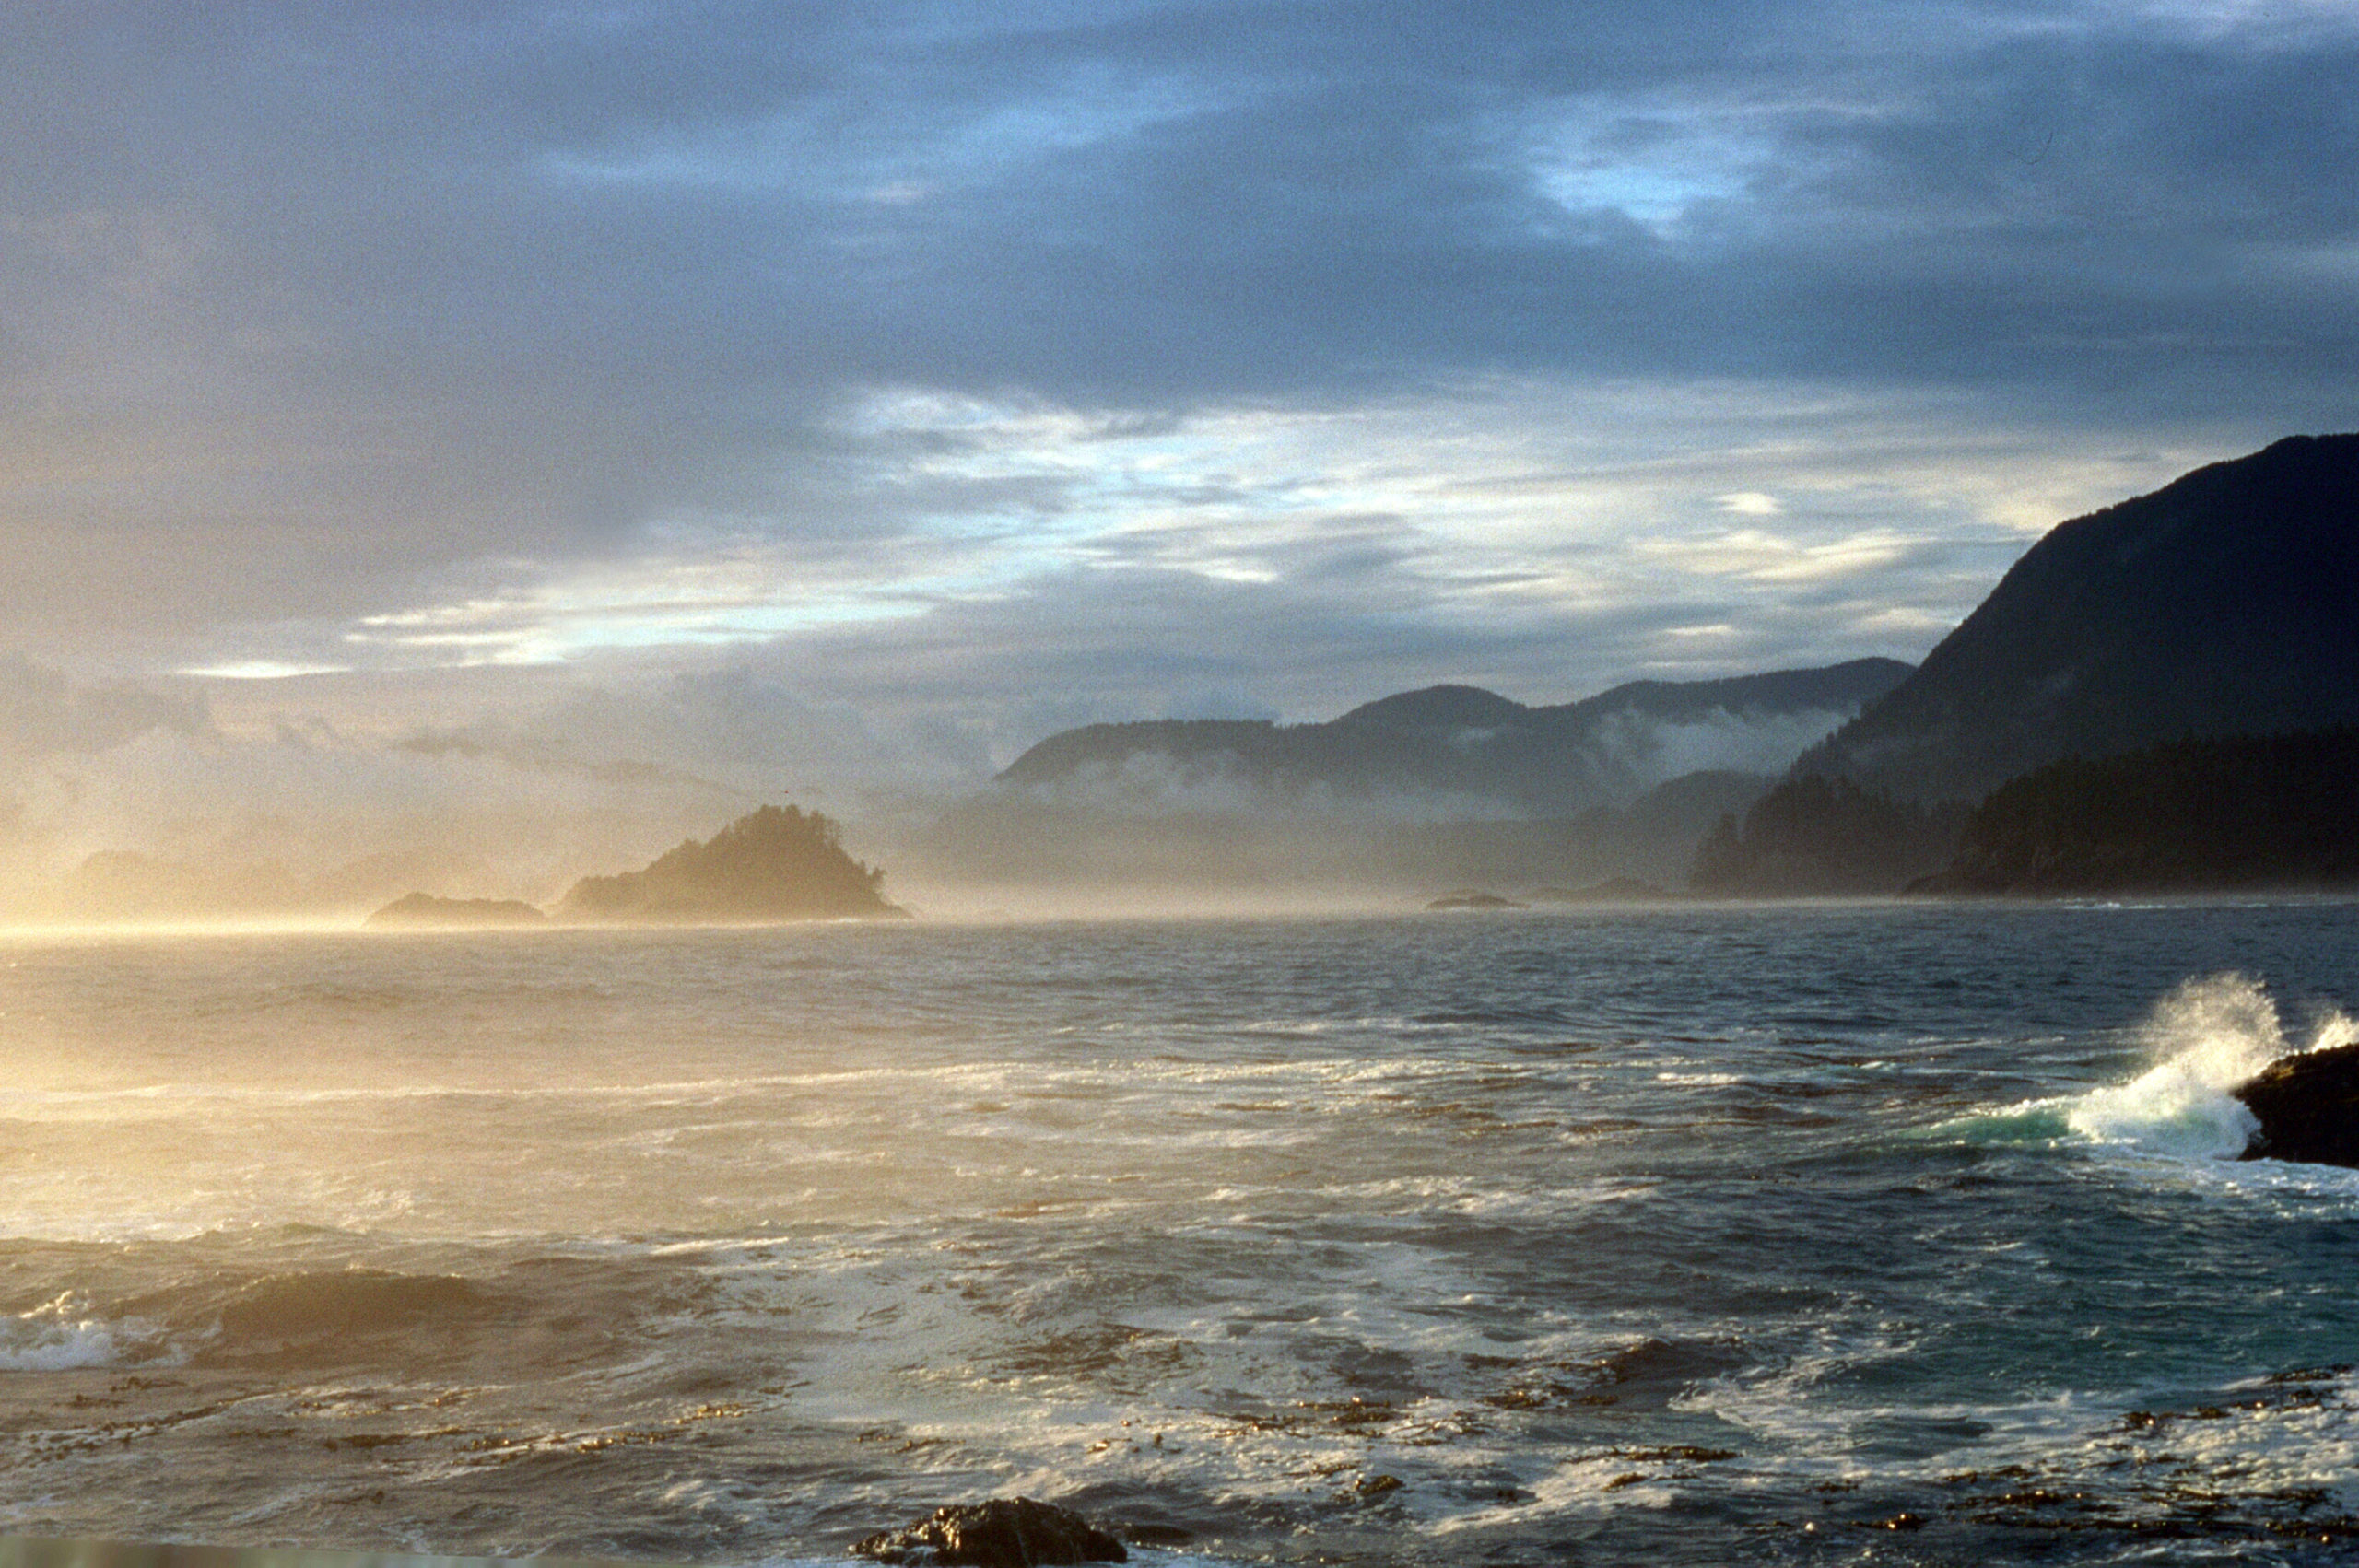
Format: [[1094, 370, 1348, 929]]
[[1798, 433, 2359, 802], [999, 658, 1914, 817]]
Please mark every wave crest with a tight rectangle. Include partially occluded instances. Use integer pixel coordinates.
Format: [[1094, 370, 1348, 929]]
[[2066, 975, 2353, 1160], [0, 1292, 170, 1372], [210, 1269, 497, 1350], [1952, 976, 2357, 1162]]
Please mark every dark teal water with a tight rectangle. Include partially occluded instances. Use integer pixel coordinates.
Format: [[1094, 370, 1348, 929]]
[[0, 903, 2355, 1564]]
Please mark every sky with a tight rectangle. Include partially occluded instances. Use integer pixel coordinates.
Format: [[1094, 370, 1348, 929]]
[[4, 0, 2357, 849]]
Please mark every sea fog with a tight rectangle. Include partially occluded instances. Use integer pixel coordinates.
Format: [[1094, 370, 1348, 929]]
[[1, 903, 2356, 1565], [0, 651, 1887, 927]]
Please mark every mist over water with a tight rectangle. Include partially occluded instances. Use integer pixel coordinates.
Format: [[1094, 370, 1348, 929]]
[[0, 905, 2356, 1564]]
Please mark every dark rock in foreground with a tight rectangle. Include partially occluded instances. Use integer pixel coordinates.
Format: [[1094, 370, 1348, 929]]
[[2236, 1042, 2359, 1167], [366, 893, 547, 928], [1426, 890, 1525, 910], [852, 1498, 1127, 1567]]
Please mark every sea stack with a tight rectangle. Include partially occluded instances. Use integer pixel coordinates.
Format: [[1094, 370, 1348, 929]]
[[558, 803, 908, 924]]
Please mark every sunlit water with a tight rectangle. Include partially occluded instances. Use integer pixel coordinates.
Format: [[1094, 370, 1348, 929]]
[[2, 904, 2357, 1565]]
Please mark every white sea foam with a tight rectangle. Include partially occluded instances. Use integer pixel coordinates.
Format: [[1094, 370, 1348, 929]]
[[1703, 1348, 2359, 1516], [9, 924, 2359, 1560], [0, 1292, 170, 1372], [1978, 975, 2359, 1162]]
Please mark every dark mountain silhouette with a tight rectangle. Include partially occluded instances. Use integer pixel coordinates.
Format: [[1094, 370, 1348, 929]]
[[1690, 777, 1970, 896], [1626, 767, 1778, 838], [557, 804, 906, 923], [917, 764, 1776, 897], [1799, 434, 2359, 802], [1338, 685, 1530, 731], [914, 663, 1885, 899], [1915, 727, 2359, 895], [999, 659, 1911, 816], [1689, 433, 2359, 896]]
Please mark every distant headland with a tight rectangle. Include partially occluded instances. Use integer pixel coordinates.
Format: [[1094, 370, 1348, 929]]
[[368, 804, 908, 929], [1692, 434, 2359, 897], [924, 433, 2359, 907], [367, 894, 547, 929], [557, 803, 908, 924]]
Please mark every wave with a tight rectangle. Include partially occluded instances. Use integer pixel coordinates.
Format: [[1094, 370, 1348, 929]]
[[204, 1269, 502, 1352], [1955, 974, 2356, 1162], [0, 1270, 511, 1374], [0, 1292, 173, 1372]]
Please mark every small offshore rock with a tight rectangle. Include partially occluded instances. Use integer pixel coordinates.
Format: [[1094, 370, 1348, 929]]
[[2234, 1041, 2359, 1167], [1525, 877, 1674, 904], [852, 1497, 1128, 1567], [1426, 889, 1525, 910], [366, 892, 546, 928]]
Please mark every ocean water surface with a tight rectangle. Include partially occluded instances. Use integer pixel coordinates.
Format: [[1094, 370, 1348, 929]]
[[0, 903, 2356, 1564]]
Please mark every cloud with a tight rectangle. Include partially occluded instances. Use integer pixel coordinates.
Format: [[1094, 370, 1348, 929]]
[[0, 0, 2350, 745], [1640, 526, 1931, 585], [0, 656, 971, 911], [0, 655, 208, 769]]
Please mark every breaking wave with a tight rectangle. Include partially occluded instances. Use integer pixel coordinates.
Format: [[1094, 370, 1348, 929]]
[[0, 1293, 171, 1372], [1964, 974, 2357, 1161]]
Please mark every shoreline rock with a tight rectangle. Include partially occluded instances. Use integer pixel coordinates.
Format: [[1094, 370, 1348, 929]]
[[851, 1497, 1127, 1567], [2235, 1042, 2359, 1167]]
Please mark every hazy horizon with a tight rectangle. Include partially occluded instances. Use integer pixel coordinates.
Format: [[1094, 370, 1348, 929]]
[[10, 4, 2359, 916]]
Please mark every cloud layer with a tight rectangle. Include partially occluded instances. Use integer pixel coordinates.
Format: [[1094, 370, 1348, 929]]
[[5, 1, 2354, 747]]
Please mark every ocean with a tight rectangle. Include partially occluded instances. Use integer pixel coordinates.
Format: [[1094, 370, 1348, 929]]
[[1, 903, 2356, 1565]]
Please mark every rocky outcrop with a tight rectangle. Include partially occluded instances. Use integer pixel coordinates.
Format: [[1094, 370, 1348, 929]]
[[852, 1498, 1127, 1567], [1427, 890, 1524, 910], [367, 893, 547, 928], [558, 804, 906, 924], [2236, 1043, 2359, 1167]]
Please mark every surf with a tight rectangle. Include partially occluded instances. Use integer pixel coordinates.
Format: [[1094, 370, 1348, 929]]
[[1959, 974, 2357, 1161]]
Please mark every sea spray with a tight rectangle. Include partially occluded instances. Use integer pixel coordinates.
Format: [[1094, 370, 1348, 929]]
[[2062, 974, 2358, 1160], [1943, 973, 2359, 1156], [0, 1293, 168, 1373]]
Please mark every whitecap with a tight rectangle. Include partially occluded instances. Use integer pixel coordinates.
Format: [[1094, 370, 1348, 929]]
[[0, 1292, 172, 1373], [1959, 975, 2358, 1164]]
